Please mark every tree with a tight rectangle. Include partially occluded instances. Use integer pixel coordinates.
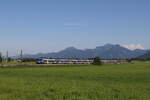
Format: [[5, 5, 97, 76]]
[[7, 57, 12, 62], [0, 52, 2, 63], [92, 57, 102, 65]]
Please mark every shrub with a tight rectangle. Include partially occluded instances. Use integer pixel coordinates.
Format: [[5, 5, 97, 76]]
[[92, 57, 102, 65]]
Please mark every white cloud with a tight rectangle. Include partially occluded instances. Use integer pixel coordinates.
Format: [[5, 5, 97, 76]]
[[121, 44, 145, 50]]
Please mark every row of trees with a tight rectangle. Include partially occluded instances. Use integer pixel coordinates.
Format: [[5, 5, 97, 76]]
[[0, 52, 12, 63]]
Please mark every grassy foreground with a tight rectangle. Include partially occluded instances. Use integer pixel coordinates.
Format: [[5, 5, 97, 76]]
[[0, 61, 150, 100]]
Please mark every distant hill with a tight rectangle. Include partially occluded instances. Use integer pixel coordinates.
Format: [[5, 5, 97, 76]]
[[137, 51, 150, 60], [22, 44, 147, 59]]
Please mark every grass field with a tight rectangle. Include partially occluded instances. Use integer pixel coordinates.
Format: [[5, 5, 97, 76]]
[[0, 61, 150, 100]]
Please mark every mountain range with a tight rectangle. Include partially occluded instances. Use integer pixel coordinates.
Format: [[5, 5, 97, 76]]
[[138, 51, 150, 60], [22, 44, 149, 59]]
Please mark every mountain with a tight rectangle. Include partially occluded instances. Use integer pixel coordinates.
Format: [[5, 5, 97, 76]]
[[22, 44, 147, 59], [87, 44, 146, 59], [137, 51, 150, 60]]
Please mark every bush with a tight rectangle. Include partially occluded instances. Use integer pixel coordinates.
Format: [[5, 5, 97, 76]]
[[92, 57, 102, 65]]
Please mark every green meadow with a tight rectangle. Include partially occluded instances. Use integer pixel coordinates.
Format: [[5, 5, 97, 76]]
[[0, 61, 150, 100]]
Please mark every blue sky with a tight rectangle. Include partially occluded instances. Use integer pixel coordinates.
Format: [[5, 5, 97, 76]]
[[0, 0, 150, 55]]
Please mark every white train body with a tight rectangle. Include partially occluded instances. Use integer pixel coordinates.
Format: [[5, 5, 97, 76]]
[[36, 58, 93, 64]]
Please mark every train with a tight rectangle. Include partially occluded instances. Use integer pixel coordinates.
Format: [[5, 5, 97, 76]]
[[36, 58, 93, 64]]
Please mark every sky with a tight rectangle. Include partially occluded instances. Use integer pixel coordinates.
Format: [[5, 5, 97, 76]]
[[0, 0, 150, 56]]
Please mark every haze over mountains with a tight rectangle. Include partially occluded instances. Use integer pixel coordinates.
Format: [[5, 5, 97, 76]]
[[22, 44, 149, 59]]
